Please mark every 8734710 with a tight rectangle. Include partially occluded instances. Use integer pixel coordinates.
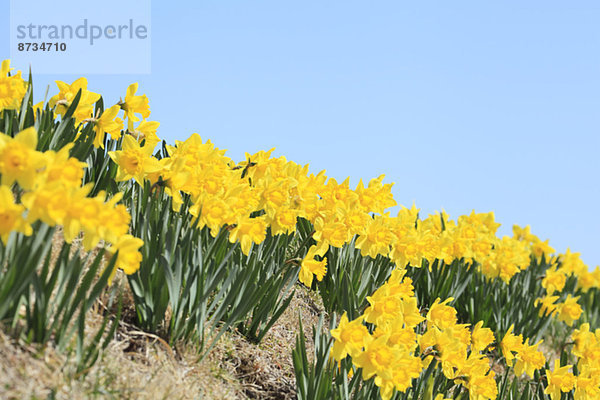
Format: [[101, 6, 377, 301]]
[[17, 42, 67, 52]]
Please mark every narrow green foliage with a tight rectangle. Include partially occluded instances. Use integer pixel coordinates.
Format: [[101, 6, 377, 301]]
[[318, 237, 396, 319], [0, 221, 119, 363], [293, 314, 335, 400], [0, 222, 55, 326], [125, 181, 299, 357]]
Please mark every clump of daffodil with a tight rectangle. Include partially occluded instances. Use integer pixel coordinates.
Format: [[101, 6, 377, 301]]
[[330, 270, 503, 400], [0, 125, 142, 279], [140, 129, 568, 292], [4, 63, 600, 400]]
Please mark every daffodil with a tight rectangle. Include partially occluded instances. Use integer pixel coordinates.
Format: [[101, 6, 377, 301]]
[[426, 298, 457, 330], [21, 182, 70, 226], [49, 78, 100, 124], [43, 143, 87, 187], [514, 338, 545, 379], [556, 295, 583, 326], [92, 105, 124, 148], [0, 185, 31, 243], [193, 196, 231, 237], [0, 59, 27, 112], [313, 217, 350, 248], [107, 234, 144, 284], [119, 83, 150, 129], [129, 120, 161, 149], [559, 248, 588, 276], [471, 321, 495, 353], [542, 266, 567, 294], [355, 214, 396, 259], [353, 334, 397, 381], [298, 243, 328, 287], [330, 312, 372, 361], [500, 324, 523, 367], [574, 368, 600, 400], [534, 295, 560, 317], [362, 284, 401, 326], [228, 215, 267, 255], [267, 206, 299, 235], [466, 369, 498, 400], [0, 127, 45, 190], [109, 134, 161, 185], [544, 361, 576, 400]]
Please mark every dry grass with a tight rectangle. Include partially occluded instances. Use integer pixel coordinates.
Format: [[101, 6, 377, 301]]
[[2, 228, 330, 399], [214, 288, 326, 399], [0, 275, 326, 400]]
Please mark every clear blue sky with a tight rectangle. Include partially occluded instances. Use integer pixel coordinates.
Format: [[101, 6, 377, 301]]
[[2, 1, 599, 267]]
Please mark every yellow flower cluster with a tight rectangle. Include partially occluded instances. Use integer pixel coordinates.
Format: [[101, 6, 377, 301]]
[[3, 58, 600, 398], [512, 224, 556, 262], [0, 126, 142, 278], [564, 323, 600, 399], [500, 325, 546, 378], [331, 269, 499, 400], [331, 266, 598, 399], [420, 299, 498, 400], [0, 60, 27, 112], [47, 77, 160, 149], [108, 124, 555, 288], [2, 60, 598, 292], [494, 321, 600, 400], [534, 248, 586, 326], [535, 324, 600, 400], [45, 67, 584, 291], [105, 111, 600, 292], [109, 132, 396, 263]]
